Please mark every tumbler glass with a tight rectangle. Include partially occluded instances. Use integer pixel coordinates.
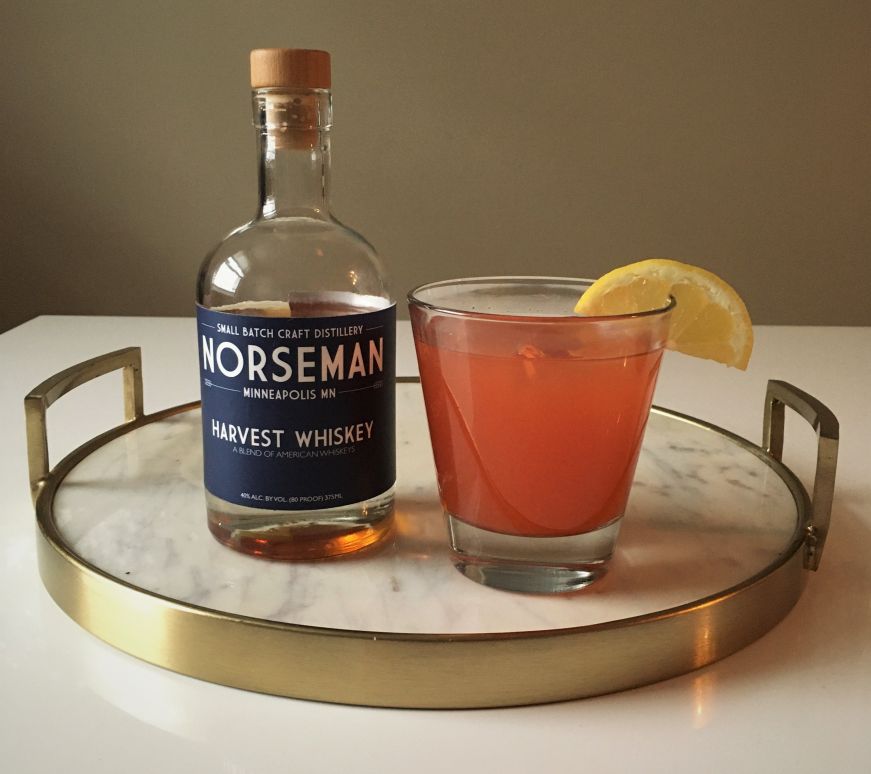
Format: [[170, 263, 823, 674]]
[[408, 277, 674, 593]]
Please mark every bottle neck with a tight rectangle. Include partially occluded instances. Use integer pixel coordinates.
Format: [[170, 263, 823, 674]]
[[253, 89, 332, 219]]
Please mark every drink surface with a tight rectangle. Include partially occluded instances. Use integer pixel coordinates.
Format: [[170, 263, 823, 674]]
[[414, 319, 664, 537]]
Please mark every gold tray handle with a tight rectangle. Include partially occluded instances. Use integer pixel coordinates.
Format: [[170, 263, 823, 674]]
[[25, 347, 144, 504], [763, 380, 839, 571]]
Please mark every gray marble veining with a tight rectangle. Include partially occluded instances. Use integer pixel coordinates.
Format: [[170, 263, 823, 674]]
[[52, 385, 799, 634]]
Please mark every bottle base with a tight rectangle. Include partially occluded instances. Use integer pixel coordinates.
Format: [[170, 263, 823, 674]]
[[206, 488, 395, 560]]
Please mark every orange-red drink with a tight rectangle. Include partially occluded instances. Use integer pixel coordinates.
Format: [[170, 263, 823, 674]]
[[409, 277, 673, 593], [415, 337, 663, 537]]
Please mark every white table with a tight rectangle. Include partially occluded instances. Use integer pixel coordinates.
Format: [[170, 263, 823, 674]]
[[2, 317, 869, 773]]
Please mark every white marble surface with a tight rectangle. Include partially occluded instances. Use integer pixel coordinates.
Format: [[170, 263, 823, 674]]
[[53, 388, 797, 633], [2, 317, 870, 774]]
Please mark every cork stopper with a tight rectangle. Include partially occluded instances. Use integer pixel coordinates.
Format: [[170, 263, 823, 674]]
[[250, 48, 331, 90]]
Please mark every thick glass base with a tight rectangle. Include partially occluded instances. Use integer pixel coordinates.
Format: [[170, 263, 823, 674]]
[[206, 487, 395, 560], [447, 514, 622, 594]]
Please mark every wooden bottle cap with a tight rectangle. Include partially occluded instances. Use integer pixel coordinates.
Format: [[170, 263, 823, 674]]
[[250, 49, 331, 89]]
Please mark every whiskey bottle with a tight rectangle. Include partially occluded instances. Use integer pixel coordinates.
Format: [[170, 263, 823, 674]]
[[196, 49, 395, 559]]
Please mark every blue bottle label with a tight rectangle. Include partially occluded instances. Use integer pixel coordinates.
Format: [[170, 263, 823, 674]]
[[196, 303, 396, 510]]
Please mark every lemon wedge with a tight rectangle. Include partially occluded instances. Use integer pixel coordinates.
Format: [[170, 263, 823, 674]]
[[575, 258, 753, 370]]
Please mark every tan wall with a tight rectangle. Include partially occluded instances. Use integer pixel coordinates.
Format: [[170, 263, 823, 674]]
[[1, 0, 868, 332]]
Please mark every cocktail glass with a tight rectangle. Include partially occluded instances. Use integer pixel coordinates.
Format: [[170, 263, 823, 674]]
[[408, 277, 674, 593]]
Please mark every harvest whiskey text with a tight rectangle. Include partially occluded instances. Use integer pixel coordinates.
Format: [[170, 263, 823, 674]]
[[210, 419, 376, 448]]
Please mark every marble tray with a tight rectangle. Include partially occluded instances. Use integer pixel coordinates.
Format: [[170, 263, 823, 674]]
[[27, 349, 837, 708]]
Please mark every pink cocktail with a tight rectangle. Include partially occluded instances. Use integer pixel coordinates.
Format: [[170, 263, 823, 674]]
[[409, 277, 673, 593]]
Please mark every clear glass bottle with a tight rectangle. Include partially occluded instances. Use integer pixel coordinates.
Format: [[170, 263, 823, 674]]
[[196, 49, 395, 559]]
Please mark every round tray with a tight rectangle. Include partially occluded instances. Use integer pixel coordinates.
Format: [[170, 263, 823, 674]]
[[25, 348, 838, 708]]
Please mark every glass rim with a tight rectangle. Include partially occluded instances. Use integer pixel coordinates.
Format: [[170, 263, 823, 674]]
[[406, 275, 676, 322]]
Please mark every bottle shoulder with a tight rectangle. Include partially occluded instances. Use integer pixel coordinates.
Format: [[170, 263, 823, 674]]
[[197, 216, 390, 308], [202, 216, 380, 264]]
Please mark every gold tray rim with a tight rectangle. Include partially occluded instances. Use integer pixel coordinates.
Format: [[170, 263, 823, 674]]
[[29, 354, 836, 708]]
